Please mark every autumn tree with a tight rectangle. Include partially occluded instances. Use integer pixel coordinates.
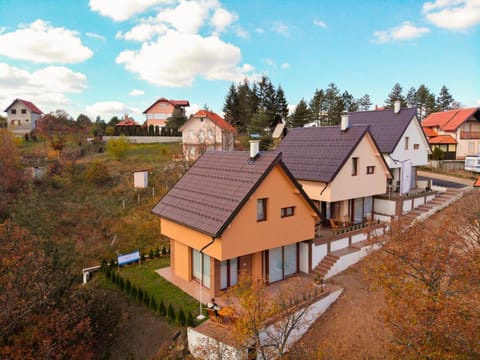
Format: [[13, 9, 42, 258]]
[[231, 276, 317, 359], [0, 221, 119, 359], [0, 129, 25, 219], [106, 136, 129, 160], [365, 210, 480, 358]]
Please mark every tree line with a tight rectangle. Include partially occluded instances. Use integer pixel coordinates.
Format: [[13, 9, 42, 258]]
[[223, 77, 458, 132]]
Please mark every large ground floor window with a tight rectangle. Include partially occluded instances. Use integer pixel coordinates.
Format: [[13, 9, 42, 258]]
[[192, 249, 210, 288], [265, 243, 298, 283], [220, 258, 238, 290], [350, 196, 373, 224]]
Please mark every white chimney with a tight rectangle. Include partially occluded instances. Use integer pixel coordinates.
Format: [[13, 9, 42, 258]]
[[249, 139, 260, 159], [341, 114, 349, 131], [394, 100, 401, 114]]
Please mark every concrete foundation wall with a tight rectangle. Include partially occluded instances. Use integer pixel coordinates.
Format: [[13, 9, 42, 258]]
[[312, 243, 328, 269]]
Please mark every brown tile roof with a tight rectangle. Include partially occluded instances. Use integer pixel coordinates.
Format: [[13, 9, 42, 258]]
[[348, 107, 418, 153], [143, 97, 190, 113], [4, 98, 43, 114], [181, 110, 235, 132], [428, 135, 457, 145], [152, 151, 320, 237], [276, 124, 379, 183], [422, 108, 480, 131], [116, 115, 140, 126]]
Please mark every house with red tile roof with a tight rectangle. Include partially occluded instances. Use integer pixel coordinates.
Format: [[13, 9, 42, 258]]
[[143, 97, 189, 130], [348, 102, 431, 194], [4, 98, 43, 135], [276, 121, 392, 227], [422, 107, 480, 159], [179, 110, 235, 161], [152, 143, 321, 297]]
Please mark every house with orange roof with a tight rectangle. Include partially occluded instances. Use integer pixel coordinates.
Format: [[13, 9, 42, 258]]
[[4, 98, 43, 135], [143, 97, 189, 130], [179, 110, 236, 161], [152, 142, 321, 297], [422, 107, 480, 159]]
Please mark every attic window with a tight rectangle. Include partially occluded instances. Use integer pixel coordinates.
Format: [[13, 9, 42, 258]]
[[257, 198, 267, 222], [414, 144, 419, 150], [352, 157, 358, 176], [405, 137, 409, 150], [281, 206, 295, 218], [11, 109, 16, 114], [21, 109, 26, 114], [366, 166, 375, 175]]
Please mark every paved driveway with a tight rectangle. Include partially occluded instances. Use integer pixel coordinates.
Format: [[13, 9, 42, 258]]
[[417, 170, 474, 188]]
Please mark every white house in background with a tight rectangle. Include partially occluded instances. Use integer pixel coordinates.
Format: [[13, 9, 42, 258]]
[[4, 98, 43, 135], [348, 101, 431, 194], [179, 110, 236, 161]]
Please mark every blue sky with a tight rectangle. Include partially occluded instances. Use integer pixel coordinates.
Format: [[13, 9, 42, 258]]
[[0, 0, 479, 122]]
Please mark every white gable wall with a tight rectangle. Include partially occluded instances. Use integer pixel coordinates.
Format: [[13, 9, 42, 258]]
[[387, 117, 430, 169]]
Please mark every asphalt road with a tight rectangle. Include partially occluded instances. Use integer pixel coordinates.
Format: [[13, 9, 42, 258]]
[[417, 170, 475, 189]]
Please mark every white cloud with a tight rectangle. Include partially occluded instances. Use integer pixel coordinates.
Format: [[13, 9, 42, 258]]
[[0, 63, 87, 112], [89, 0, 169, 21], [85, 101, 142, 119], [116, 30, 252, 86], [281, 63, 290, 69], [372, 21, 430, 43], [423, 0, 480, 30], [155, 0, 210, 33], [255, 27, 265, 33], [234, 26, 249, 39], [129, 89, 145, 96], [86, 32, 106, 41], [476, 99, 480, 105], [0, 20, 93, 64], [272, 21, 290, 36], [116, 22, 168, 41], [211, 7, 238, 33], [313, 18, 327, 28], [265, 58, 275, 67], [186, 103, 201, 117]]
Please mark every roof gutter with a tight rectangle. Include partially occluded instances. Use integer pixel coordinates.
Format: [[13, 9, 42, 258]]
[[197, 236, 216, 320], [314, 182, 329, 226]]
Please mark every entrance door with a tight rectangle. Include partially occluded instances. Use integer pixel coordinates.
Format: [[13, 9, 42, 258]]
[[238, 255, 252, 278]]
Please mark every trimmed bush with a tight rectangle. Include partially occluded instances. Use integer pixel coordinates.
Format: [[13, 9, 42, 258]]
[[167, 304, 176, 323], [137, 288, 144, 303], [143, 292, 150, 307], [141, 253, 146, 262], [154, 247, 160, 257], [158, 300, 166, 317], [100, 259, 107, 273], [118, 276, 125, 291], [150, 297, 157, 312], [149, 249, 154, 259], [176, 308, 186, 326], [131, 285, 138, 298], [186, 311, 194, 327], [125, 279, 131, 293], [161, 246, 167, 256]]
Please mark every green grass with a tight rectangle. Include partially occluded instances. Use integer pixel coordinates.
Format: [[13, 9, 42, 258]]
[[118, 257, 200, 316]]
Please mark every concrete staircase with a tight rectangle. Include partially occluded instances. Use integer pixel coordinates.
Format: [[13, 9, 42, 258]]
[[399, 188, 465, 226], [312, 188, 468, 280]]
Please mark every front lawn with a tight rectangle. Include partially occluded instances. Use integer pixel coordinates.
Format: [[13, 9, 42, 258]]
[[118, 257, 200, 316]]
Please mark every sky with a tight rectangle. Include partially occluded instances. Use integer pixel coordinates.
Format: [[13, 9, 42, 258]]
[[0, 0, 479, 122]]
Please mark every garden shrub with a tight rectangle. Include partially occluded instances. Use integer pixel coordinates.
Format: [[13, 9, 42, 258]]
[[158, 300, 166, 317], [176, 308, 186, 326], [167, 304, 176, 323]]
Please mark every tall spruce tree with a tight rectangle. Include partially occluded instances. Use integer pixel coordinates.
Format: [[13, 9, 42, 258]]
[[286, 99, 311, 128], [358, 94, 372, 111], [275, 85, 289, 126], [309, 89, 326, 126], [436, 85, 455, 111], [324, 83, 344, 125], [406, 86, 417, 107], [342, 91, 359, 112], [385, 83, 407, 108], [416, 84, 436, 120]]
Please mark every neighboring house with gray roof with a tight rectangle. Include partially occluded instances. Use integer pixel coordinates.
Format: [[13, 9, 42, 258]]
[[152, 141, 321, 297], [4, 98, 43, 135], [348, 101, 431, 194], [276, 121, 391, 226]]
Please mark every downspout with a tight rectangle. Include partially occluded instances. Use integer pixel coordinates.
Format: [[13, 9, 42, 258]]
[[315, 182, 329, 227], [197, 236, 216, 320]]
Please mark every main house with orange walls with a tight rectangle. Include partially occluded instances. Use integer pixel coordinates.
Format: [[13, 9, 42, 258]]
[[276, 119, 392, 227], [152, 141, 321, 297], [143, 97, 189, 129]]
